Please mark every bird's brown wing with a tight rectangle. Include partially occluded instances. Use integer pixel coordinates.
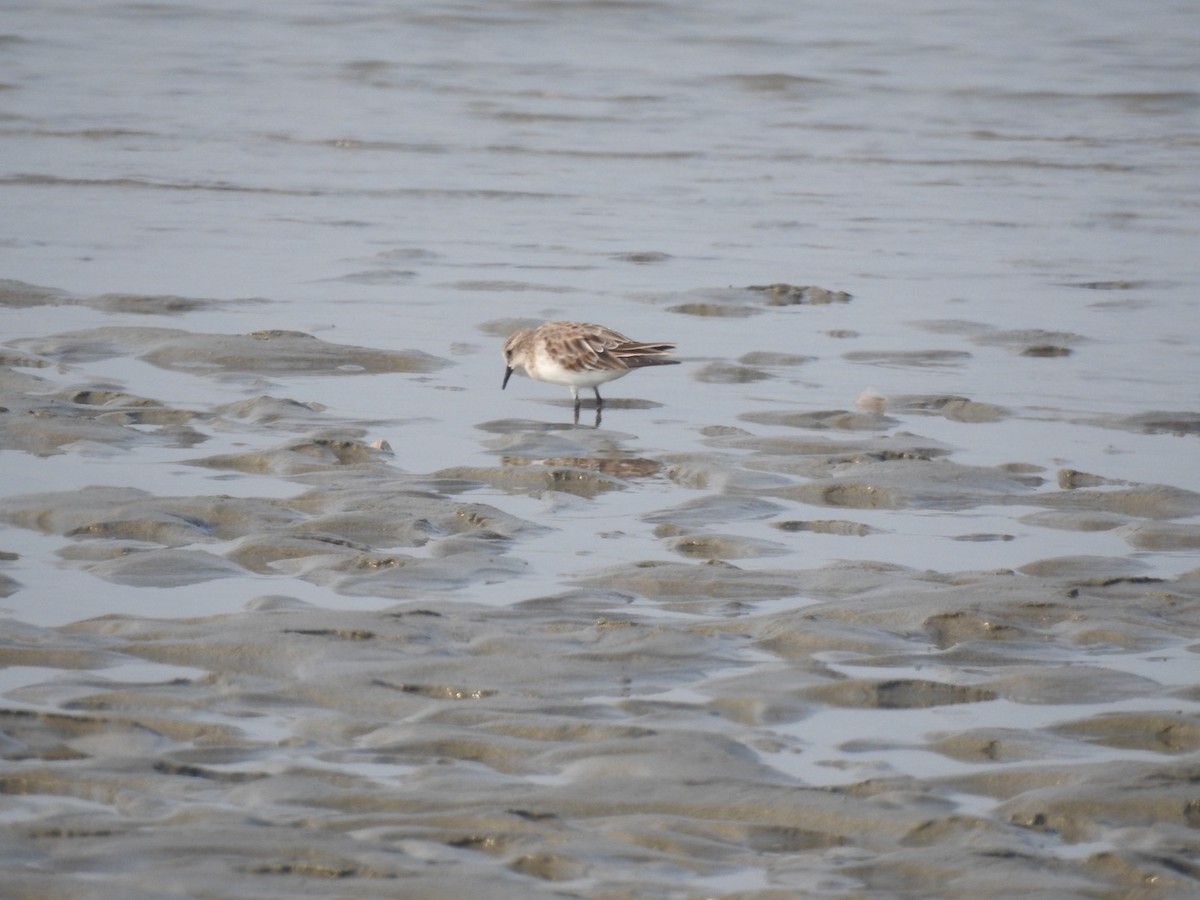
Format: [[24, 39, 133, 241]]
[[541, 323, 678, 372], [608, 340, 680, 369], [543, 324, 635, 372]]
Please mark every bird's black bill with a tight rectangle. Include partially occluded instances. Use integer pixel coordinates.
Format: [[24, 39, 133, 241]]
[[502, 367, 514, 390]]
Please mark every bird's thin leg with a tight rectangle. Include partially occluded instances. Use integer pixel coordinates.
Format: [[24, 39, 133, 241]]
[[593, 387, 604, 411], [571, 387, 581, 425]]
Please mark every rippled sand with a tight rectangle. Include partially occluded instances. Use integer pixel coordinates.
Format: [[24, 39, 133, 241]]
[[3, 278, 1200, 897]]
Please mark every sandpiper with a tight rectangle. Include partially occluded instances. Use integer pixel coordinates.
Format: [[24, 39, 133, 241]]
[[502, 321, 678, 421]]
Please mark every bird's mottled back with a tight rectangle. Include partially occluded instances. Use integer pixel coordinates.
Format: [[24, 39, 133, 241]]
[[501, 321, 678, 422]]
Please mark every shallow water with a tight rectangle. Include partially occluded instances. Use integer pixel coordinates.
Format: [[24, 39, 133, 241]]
[[3, 1, 1200, 897]]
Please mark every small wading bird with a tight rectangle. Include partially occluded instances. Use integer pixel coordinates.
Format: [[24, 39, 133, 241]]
[[502, 321, 679, 424]]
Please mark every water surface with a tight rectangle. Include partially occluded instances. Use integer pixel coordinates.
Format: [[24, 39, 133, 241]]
[[2, 1, 1199, 896]]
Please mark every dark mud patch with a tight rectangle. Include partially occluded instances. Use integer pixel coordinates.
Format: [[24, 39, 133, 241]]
[[662, 283, 850, 317], [188, 433, 394, 476], [738, 351, 814, 367], [1019, 483, 1200, 520], [435, 464, 629, 498], [903, 314, 1090, 367], [0, 477, 541, 594], [660, 530, 791, 560], [573, 560, 809, 610], [763, 457, 1041, 511], [0, 278, 261, 316], [745, 283, 852, 305], [15, 326, 448, 375], [692, 361, 773, 383], [740, 408, 898, 431], [1089, 410, 1200, 437], [888, 394, 1010, 423], [843, 348, 972, 368], [772, 518, 880, 536], [0, 376, 208, 457]]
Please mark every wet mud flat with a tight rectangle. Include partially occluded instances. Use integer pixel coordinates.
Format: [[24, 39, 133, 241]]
[[2, 281, 1200, 898]]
